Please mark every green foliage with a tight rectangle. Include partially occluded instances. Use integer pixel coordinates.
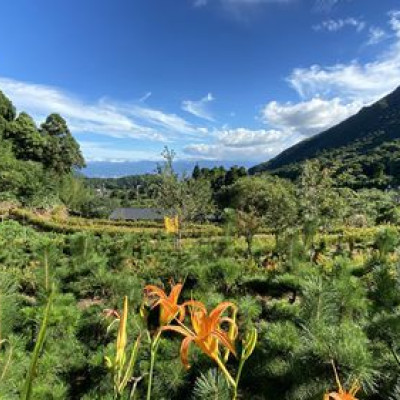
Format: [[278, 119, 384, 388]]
[[227, 175, 297, 256], [192, 369, 230, 400], [0, 90, 16, 122], [40, 113, 85, 174], [57, 174, 93, 214], [0, 91, 86, 210], [4, 113, 45, 162], [297, 160, 344, 238], [156, 147, 215, 225], [374, 227, 399, 258], [1, 219, 400, 399], [21, 292, 53, 400], [0, 269, 18, 343]]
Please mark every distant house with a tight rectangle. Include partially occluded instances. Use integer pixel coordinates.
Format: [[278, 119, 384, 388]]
[[109, 208, 164, 221]]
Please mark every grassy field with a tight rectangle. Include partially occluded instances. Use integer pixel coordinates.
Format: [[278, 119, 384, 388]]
[[0, 215, 400, 399]]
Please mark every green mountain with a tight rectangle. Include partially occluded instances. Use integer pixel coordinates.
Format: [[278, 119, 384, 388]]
[[249, 86, 400, 188]]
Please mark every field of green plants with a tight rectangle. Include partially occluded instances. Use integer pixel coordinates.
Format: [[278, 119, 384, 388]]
[[1, 216, 400, 400]]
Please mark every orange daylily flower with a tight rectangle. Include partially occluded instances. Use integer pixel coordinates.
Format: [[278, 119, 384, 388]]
[[162, 301, 238, 370], [144, 283, 186, 326], [324, 361, 360, 400]]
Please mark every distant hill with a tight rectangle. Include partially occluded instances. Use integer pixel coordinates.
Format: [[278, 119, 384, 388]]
[[249, 86, 400, 188], [83, 160, 253, 178]]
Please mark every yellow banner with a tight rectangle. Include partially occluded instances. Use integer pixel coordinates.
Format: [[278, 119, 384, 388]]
[[164, 216, 179, 233]]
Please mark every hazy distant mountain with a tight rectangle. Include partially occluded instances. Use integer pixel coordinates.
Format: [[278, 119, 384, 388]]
[[82, 160, 253, 178]]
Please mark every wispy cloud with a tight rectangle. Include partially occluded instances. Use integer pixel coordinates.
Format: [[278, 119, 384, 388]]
[[182, 93, 215, 121], [313, 17, 366, 33], [313, 0, 344, 12], [0, 77, 208, 143], [139, 91, 152, 102], [366, 26, 387, 45]]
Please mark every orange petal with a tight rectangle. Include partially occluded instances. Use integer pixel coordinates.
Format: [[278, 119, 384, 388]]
[[213, 329, 237, 357], [168, 283, 183, 304], [161, 324, 192, 338], [144, 285, 167, 299], [209, 302, 237, 326], [177, 305, 186, 322], [180, 336, 194, 369], [183, 300, 207, 312]]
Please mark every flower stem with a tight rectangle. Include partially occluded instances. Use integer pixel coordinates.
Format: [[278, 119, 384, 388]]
[[232, 356, 246, 400], [215, 356, 236, 389], [146, 331, 161, 400]]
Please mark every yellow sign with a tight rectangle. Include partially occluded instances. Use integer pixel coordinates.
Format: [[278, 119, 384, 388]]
[[164, 216, 179, 234]]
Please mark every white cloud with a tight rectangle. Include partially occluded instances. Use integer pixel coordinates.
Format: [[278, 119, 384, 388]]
[[262, 97, 362, 136], [184, 127, 301, 160], [313, 18, 366, 33], [0, 77, 207, 142], [182, 93, 215, 121], [288, 50, 400, 102], [366, 27, 387, 45], [389, 10, 400, 36]]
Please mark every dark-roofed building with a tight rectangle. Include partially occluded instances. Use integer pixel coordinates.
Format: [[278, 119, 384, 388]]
[[109, 208, 164, 221]]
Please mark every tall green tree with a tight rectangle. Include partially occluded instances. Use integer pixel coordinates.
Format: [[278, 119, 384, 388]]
[[40, 114, 85, 174], [0, 90, 16, 123], [4, 112, 45, 162], [297, 160, 343, 244], [192, 164, 201, 180], [58, 174, 93, 214], [0, 138, 53, 204], [229, 175, 297, 256], [156, 147, 215, 225], [0, 91, 16, 139]]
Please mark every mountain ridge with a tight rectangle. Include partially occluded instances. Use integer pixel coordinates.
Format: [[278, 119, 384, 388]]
[[249, 86, 400, 181]]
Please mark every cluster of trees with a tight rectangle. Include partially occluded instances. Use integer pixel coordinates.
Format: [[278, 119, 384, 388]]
[[0, 90, 121, 217], [145, 149, 400, 256], [87, 174, 161, 207], [192, 164, 247, 188], [0, 91, 84, 173], [221, 160, 400, 256], [0, 90, 85, 206], [87, 163, 247, 211], [155, 148, 215, 226]]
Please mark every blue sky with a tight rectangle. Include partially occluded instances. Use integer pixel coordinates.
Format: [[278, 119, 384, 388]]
[[0, 0, 400, 163]]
